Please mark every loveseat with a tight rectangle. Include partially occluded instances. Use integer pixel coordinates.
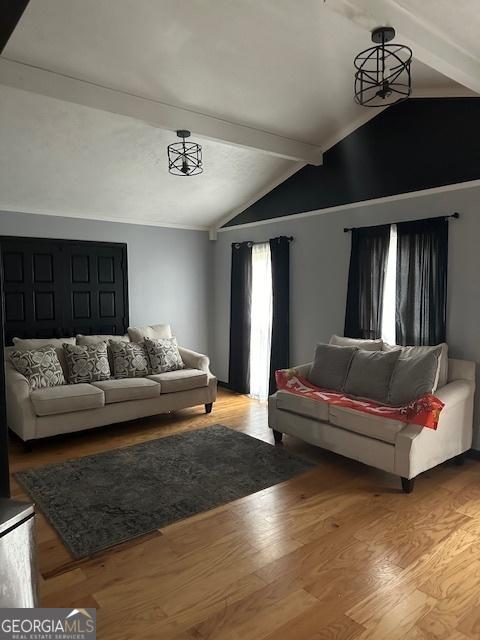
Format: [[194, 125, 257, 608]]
[[268, 337, 475, 492], [5, 324, 217, 446]]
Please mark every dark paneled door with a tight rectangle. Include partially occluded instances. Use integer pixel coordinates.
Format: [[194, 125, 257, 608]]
[[62, 243, 127, 336], [2, 239, 65, 345], [0, 237, 128, 344]]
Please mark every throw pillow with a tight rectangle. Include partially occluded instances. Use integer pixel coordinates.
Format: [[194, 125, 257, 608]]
[[330, 335, 383, 351], [109, 340, 149, 378], [128, 324, 172, 343], [10, 346, 66, 390], [344, 349, 401, 403], [388, 349, 441, 406], [383, 342, 448, 390], [308, 343, 357, 392], [12, 336, 75, 378], [144, 337, 184, 374], [63, 342, 111, 384]]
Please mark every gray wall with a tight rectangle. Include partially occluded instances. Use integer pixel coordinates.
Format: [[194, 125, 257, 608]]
[[211, 184, 480, 447], [0, 211, 210, 353]]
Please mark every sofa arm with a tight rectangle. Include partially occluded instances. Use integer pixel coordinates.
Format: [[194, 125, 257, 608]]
[[395, 380, 474, 479], [5, 363, 37, 442], [285, 362, 312, 378], [448, 358, 476, 384], [178, 347, 211, 374]]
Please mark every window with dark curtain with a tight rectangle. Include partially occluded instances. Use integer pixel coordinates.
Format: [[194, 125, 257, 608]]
[[269, 236, 290, 395], [344, 225, 390, 340], [228, 242, 252, 393], [396, 217, 448, 346]]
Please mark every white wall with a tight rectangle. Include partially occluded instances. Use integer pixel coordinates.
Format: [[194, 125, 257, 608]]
[[0, 211, 210, 353], [211, 183, 480, 447]]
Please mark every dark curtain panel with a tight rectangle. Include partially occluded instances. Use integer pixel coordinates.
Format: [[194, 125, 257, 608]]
[[228, 241, 253, 393], [396, 217, 448, 346], [269, 236, 290, 394], [344, 224, 390, 339]]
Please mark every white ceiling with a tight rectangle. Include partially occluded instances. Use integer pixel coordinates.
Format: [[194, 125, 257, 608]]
[[0, 0, 476, 230], [0, 85, 294, 229]]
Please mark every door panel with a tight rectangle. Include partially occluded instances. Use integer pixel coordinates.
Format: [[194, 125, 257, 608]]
[[0, 237, 128, 344]]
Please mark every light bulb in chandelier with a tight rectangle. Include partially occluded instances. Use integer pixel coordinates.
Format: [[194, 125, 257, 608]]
[[167, 130, 203, 176]]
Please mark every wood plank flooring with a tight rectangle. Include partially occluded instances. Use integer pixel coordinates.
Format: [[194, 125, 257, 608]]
[[8, 388, 480, 639]]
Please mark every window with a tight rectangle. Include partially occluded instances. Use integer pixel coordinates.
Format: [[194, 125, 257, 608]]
[[345, 217, 447, 346], [381, 224, 397, 345], [249, 242, 273, 400]]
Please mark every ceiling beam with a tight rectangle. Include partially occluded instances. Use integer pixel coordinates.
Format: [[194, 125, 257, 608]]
[[0, 57, 323, 165], [0, 0, 30, 53], [326, 0, 480, 95]]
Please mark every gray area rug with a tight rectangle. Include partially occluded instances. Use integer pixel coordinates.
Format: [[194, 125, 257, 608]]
[[16, 425, 314, 559]]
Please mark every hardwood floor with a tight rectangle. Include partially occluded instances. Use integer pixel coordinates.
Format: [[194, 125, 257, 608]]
[[8, 388, 480, 640]]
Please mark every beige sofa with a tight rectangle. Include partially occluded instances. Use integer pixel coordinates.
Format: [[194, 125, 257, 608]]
[[5, 326, 217, 447], [268, 357, 475, 492]]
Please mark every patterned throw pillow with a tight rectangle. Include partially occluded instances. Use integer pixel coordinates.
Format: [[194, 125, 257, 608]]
[[63, 342, 111, 384], [144, 337, 184, 374], [10, 346, 66, 390], [109, 340, 149, 378]]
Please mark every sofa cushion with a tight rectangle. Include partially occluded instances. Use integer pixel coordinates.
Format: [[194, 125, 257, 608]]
[[276, 390, 329, 421], [144, 337, 184, 374], [31, 384, 104, 416], [128, 324, 172, 343], [389, 349, 441, 406], [308, 343, 357, 392], [383, 342, 448, 390], [344, 349, 401, 403], [93, 378, 160, 404], [10, 346, 66, 390], [148, 368, 208, 393], [63, 342, 111, 384], [329, 405, 405, 444], [330, 335, 383, 351], [109, 341, 149, 378], [76, 334, 130, 346]]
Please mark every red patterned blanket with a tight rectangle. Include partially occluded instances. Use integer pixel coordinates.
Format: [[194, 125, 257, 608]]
[[275, 369, 444, 430]]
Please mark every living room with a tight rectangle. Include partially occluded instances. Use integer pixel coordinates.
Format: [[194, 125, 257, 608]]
[[2, 1, 480, 639]]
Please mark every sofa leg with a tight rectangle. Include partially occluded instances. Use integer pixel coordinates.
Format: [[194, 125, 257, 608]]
[[273, 429, 283, 445], [401, 477, 415, 494], [454, 453, 465, 466], [205, 402, 213, 414]]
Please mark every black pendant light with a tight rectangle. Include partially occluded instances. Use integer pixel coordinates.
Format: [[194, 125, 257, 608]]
[[167, 130, 203, 176], [354, 26, 412, 107]]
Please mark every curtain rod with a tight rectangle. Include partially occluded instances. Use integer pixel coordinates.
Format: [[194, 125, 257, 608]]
[[232, 236, 293, 248], [343, 212, 460, 233]]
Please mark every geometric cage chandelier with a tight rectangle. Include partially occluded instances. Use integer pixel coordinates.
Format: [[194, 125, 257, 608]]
[[354, 26, 412, 107], [167, 130, 203, 176]]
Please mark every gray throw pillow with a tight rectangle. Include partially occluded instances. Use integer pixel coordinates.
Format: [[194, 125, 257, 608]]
[[388, 349, 441, 406], [110, 340, 149, 378], [344, 349, 401, 403], [144, 337, 184, 374], [308, 343, 357, 392], [10, 346, 66, 390], [63, 342, 111, 384]]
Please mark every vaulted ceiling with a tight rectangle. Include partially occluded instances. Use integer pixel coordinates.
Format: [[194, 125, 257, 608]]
[[0, 0, 477, 231]]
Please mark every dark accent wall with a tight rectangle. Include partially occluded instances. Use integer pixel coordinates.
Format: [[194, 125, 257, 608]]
[[224, 98, 480, 228], [0, 0, 30, 53]]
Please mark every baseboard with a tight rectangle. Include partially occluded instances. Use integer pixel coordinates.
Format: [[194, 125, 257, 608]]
[[467, 448, 480, 460]]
